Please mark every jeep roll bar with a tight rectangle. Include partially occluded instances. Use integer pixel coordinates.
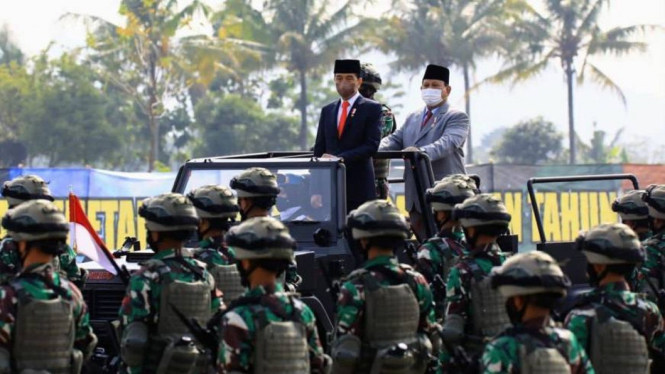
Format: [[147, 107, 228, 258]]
[[527, 173, 639, 243]]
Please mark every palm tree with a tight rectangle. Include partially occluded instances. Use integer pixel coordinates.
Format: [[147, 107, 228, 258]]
[[485, 0, 651, 164], [378, 0, 529, 164], [256, 0, 369, 150], [68, 0, 259, 171]]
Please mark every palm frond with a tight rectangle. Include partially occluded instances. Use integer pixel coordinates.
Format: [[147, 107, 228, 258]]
[[580, 62, 627, 106]]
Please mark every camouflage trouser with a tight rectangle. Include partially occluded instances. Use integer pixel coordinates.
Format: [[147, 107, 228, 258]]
[[375, 178, 389, 200]]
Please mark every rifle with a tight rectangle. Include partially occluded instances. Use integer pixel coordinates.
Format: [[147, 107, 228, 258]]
[[169, 303, 219, 361], [438, 326, 483, 374], [431, 274, 447, 318], [113, 237, 137, 286], [644, 276, 665, 312]]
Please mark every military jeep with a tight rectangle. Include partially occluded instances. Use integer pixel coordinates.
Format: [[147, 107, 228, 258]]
[[81, 150, 439, 365]]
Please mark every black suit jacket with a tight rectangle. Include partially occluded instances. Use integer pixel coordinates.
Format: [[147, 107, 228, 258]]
[[314, 95, 382, 211]]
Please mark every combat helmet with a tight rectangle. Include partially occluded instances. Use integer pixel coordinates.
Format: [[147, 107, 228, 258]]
[[2, 175, 54, 207], [575, 223, 644, 264], [491, 251, 570, 298], [612, 190, 648, 221], [225, 217, 296, 260], [360, 62, 382, 91], [187, 185, 239, 219], [230, 167, 280, 198], [426, 174, 479, 212], [2, 199, 69, 242], [451, 194, 511, 228], [346, 199, 410, 240], [138, 193, 199, 232], [643, 184, 665, 220]]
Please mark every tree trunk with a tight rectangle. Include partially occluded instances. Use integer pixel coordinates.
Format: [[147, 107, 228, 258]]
[[565, 60, 576, 165], [463, 65, 473, 164], [148, 112, 159, 172], [298, 69, 308, 151]]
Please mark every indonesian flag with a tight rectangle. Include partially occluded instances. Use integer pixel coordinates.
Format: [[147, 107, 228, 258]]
[[69, 192, 118, 275]]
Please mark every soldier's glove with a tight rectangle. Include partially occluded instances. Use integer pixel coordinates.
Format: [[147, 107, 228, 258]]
[[441, 314, 465, 344], [121, 322, 148, 367]]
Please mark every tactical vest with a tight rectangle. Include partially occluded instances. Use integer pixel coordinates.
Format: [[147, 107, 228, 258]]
[[589, 306, 649, 374], [12, 277, 78, 374], [143, 257, 213, 374], [359, 265, 428, 374], [508, 327, 571, 374], [429, 237, 461, 282], [468, 261, 511, 338], [252, 297, 310, 374], [210, 265, 245, 303]]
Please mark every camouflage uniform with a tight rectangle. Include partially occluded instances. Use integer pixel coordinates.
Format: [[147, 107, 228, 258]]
[[481, 316, 594, 374], [481, 250, 593, 374], [441, 194, 512, 370], [118, 193, 223, 374], [0, 199, 97, 372], [230, 168, 301, 290], [565, 223, 665, 373], [565, 282, 665, 359], [0, 175, 85, 286], [336, 255, 437, 337], [416, 228, 467, 284], [359, 62, 395, 200], [0, 264, 98, 367], [193, 237, 234, 266], [216, 217, 329, 374], [217, 283, 328, 373], [634, 185, 665, 299], [0, 236, 82, 284], [332, 200, 439, 374], [444, 244, 507, 331]]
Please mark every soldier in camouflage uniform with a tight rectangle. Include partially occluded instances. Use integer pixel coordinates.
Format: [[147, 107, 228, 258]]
[[416, 174, 478, 319], [441, 194, 511, 369], [230, 167, 302, 291], [216, 216, 330, 373], [331, 200, 439, 374], [612, 190, 652, 241], [0, 175, 85, 286], [635, 185, 665, 303], [481, 251, 594, 374], [565, 223, 665, 374], [0, 199, 97, 373], [358, 62, 396, 200], [119, 193, 224, 374], [188, 185, 246, 303]]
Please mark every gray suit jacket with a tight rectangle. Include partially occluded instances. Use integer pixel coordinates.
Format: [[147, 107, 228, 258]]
[[380, 102, 469, 212]]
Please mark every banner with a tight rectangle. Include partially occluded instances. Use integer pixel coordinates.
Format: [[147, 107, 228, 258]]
[[0, 164, 663, 250]]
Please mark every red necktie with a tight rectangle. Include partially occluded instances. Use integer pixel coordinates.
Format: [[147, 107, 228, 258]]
[[338, 101, 350, 138], [421, 110, 433, 129]]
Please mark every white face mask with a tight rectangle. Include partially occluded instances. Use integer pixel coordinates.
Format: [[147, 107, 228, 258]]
[[421, 88, 444, 106]]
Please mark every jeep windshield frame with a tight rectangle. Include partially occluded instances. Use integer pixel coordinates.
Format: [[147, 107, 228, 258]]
[[172, 158, 345, 248]]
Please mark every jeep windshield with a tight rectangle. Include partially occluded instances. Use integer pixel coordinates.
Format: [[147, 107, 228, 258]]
[[180, 166, 332, 223]]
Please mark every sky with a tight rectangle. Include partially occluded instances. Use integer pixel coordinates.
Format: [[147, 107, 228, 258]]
[[1, 0, 664, 162]]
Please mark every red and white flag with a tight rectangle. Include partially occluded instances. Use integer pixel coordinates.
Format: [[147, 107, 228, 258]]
[[69, 192, 118, 275]]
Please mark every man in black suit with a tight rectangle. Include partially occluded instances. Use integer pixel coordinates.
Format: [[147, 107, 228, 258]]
[[313, 59, 382, 212]]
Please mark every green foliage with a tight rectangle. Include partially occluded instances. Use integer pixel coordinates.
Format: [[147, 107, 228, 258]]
[[580, 125, 626, 164], [485, 0, 653, 164], [0, 25, 24, 66], [491, 117, 563, 165], [193, 93, 300, 157], [20, 54, 123, 167]]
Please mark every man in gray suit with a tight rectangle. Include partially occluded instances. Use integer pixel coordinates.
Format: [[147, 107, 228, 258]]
[[380, 64, 469, 241]]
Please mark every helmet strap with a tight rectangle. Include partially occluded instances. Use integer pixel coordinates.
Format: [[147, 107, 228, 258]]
[[586, 263, 608, 287], [236, 261, 258, 288]]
